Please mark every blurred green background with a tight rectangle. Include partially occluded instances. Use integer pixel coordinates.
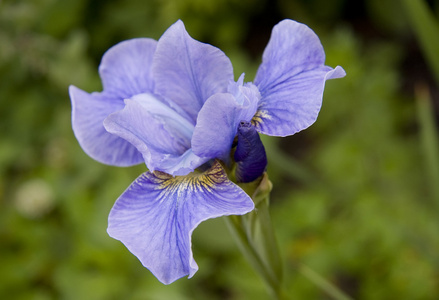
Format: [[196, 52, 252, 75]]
[[1, 0, 439, 299]]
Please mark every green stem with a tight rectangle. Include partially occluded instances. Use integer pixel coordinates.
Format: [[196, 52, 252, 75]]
[[224, 215, 284, 299], [224, 173, 286, 299], [226, 173, 354, 300], [298, 264, 354, 300]]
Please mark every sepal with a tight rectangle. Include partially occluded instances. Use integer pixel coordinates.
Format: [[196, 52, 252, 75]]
[[107, 160, 254, 284]]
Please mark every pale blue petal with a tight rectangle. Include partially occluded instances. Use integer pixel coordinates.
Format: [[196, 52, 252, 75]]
[[103, 94, 205, 175], [254, 19, 346, 136], [70, 38, 158, 165], [107, 161, 254, 284], [253, 66, 345, 136], [191, 80, 259, 159], [152, 20, 234, 122], [99, 38, 157, 99], [69, 85, 143, 166]]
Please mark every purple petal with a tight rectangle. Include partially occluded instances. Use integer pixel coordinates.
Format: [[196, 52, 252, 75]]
[[191, 77, 260, 159], [70, 85, 143, 166], [152, 20, 234, 122], [254, 19, 346, 136], [99, 38, 157, 99], [103, 94, 206, 175], [107, 161, 254, 284]]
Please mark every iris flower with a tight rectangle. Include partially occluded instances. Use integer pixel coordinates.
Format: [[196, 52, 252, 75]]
[[69, 19, 345, 284]]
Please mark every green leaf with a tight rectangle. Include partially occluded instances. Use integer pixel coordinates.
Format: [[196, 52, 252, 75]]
[[402, 0, 439, 85], [415, 84, 439, 204]]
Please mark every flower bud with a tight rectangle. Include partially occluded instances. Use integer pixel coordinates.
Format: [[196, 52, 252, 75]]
[[234, 121, 267, 183]]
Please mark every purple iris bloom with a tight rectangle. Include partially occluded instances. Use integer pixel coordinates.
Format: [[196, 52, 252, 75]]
[[69, 19, 345, 284]]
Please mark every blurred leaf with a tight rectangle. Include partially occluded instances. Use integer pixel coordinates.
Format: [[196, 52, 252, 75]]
[[402, 0, 439, 85], [415, 84, 439, 203]]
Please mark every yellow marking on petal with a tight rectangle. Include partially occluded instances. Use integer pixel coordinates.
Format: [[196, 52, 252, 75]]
[[251, 110, 271, 128], [152, 161, 229, 196]]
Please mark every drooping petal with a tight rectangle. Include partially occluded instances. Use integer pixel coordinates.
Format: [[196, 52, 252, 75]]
[[70, 86, 143, 166], [107, 161, 254, 284], [234, 121, 267, 183], [99, 38, 157, 99], [103, 94, 206, 175], [254, 19, 346, 136], [152, 20, 234, 122], [191, 78, 260, 159]]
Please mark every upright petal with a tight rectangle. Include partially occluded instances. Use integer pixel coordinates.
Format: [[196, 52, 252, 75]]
[[107, 161, 254, 284], [70, 86, 143, 166], [152, 20, 234, 122], [253, 66, 345, 136], [103, 94, 206, 175], [191, 78, 260, 159], [254, 19, 346, 136], [99, 38, 157, 99]]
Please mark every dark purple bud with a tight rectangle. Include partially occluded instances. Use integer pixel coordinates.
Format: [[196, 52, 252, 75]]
[[234, 121, 267, 183]]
